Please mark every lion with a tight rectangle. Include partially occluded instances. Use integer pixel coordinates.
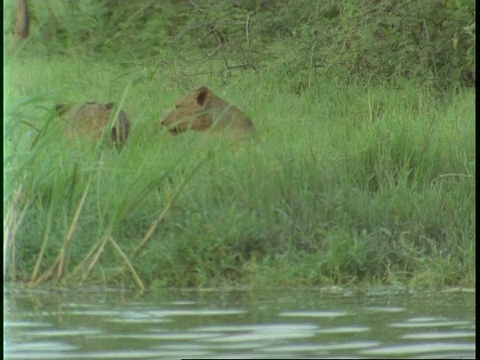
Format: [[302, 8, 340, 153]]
[[160, 86, 255, 138], [56, 101, 129, 148]]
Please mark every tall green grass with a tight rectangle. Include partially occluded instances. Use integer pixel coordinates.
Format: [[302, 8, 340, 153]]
[[4, 56, 475, 289]]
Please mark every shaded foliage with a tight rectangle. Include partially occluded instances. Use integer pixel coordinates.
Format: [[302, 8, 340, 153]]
[[6, 0, 475, 90]]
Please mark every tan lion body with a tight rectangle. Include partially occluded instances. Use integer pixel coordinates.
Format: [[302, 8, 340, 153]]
[[161, 86, 255, 137], [56, 102, 129, 147]]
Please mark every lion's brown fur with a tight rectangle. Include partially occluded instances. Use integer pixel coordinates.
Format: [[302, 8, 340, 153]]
[[56, 102, 129, 147], [160, 86, 255, 138]]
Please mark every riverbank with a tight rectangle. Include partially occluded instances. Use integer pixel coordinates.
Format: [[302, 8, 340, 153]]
[[4, 55, 475, 290]]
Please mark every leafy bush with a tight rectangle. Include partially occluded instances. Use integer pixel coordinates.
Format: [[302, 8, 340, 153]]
[[7, 0, 475, 90]]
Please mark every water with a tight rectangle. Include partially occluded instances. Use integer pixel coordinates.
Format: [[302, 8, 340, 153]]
[[4, 287, 475, 359]]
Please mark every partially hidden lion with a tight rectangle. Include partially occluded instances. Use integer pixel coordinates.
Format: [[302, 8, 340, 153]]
[[56, 101, 129, 148], [160, 86, 255, 139]]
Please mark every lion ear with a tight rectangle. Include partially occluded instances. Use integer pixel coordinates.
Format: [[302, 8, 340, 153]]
[[55, 104, 66, 112], [55, 103, 71, 115], [195, 86, 211, 108]]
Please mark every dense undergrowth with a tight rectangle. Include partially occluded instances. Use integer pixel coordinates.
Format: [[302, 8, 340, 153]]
[[4, 0, 475, 290]]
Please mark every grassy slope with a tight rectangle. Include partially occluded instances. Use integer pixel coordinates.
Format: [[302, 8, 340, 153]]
[[4, 56, 475, 289]]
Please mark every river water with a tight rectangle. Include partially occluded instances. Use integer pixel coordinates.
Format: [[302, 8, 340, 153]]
[[4, 287, 475, 359]]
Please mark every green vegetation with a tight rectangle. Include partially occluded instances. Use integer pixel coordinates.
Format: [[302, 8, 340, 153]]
[[4, 0, 475, 290]]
